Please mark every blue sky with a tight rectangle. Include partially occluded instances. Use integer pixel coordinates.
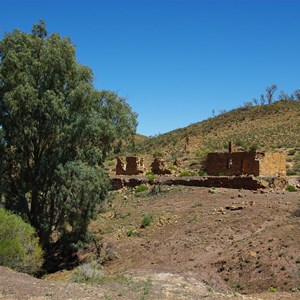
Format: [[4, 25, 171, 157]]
[[1, 0, 299, 136]]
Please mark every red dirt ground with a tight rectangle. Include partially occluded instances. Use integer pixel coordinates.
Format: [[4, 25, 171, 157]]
[[1, 185, 300, 299]]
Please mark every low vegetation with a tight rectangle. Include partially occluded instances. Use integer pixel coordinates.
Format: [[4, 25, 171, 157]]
[[135, 185, 148, 193], [141, 213, 153, 228], [0, 208, 43, 274], [286, 185, 298, 192]]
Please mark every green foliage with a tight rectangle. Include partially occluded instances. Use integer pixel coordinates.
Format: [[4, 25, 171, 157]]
[[152, 150, 163, 158], [249, 144, 258, 151], [195, 149, 210, 161], [193, 200, 203, 207], [235, 139, 244, 147], [140, 277, 152, 300], [209, 187, 217, 194], [147, 173, 156, 182], [198, 170, 207, 176], [0, 208, 43, 274], [145, 171, 154, 176], [287, 152, 300, 175], [72, 261, 104, 284], [179, 171, 197, 177], [127, 228, 140, 237], [135, 185, 148, 193], [105, 160, 115, 167], [0, 21, 137, 254], [270, 287, 278, 292], [286, 185, 297, 192], [141, 214, 153, 228]]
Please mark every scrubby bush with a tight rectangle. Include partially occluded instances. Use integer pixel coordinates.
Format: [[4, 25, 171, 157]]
[[141, 214, 153, 228], [179, 171, 197, 177], [0, 208, 43, 274], [127, 228, 140, 237], [135, 185, 148, 193], [146, 172, 156, 182], [286, 185, 297, 192], [198, 170, 207, 176], [71, 261, 104, 283]]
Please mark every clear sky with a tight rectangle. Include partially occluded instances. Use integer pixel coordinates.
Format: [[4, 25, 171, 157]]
[[1, 0, 299, 136]]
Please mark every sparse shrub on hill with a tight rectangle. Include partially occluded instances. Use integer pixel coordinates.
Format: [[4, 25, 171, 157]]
[[135, 185, 148, 193], [152, 150, 164, 158], [286, 185, 297, 192], [0, 208, 43, 274], [71, 261, 104, 284], [146, 172, 156, 182], [141, 213, 153, 228]]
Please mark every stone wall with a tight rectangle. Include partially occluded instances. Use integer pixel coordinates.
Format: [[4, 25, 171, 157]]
[[205, 151, 259, 176], [151, 158, 172, 175], [115, 156, 144, 175], [116, 157, 126, 175], [205, 151, 286, 177], [259, 152, 286, 176], [110, 175, 268, 191]]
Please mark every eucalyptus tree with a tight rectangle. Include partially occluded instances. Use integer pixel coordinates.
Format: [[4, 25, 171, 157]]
[[0, 21, 137, 252]]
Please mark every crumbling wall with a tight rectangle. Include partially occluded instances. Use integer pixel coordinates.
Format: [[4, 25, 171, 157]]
[[116, 157, 126, 175], [151, 158, 172, 175], [125, 157, 144, 175], [205, 152, 259, 176], [259, 152, 286, 176], [205, 150, 286, 177], [110, 175, 267, 191], [115, 156, 144, 175]]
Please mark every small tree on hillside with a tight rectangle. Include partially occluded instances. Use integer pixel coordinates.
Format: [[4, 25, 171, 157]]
[[265, 84, 277, 104], [0, 21, 137, 253], [292, 89, 300, 101], [278, 90, 291, 101]]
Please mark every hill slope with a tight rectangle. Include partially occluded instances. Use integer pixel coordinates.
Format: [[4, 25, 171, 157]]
[[132, 100, 300, 174]]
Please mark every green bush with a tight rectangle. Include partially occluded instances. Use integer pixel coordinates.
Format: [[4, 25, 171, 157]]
[[72, 261, 104, 283], [179, 171, 197, 177], [141, 214, 153, 228], [127, 228, 140, 237], [135, 185, 148, 193], [286, 185, 297, 192], [198, 170, 207, 176], [0, 208, 43, 274], [146, 173, 156, 182], [152, 151, 163, 158]]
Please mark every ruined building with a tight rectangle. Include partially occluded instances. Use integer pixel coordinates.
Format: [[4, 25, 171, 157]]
[[116, 156, 144, 175], [205, 142, 286, 177], [151, 158, 172, 175]]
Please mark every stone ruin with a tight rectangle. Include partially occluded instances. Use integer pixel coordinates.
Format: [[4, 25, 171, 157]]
[[151, 158, 172, 175], [205, 142, 286, 177], [116, 156, 173, 176], [173, 158, 181, 167], [116, 156, 144, 175]]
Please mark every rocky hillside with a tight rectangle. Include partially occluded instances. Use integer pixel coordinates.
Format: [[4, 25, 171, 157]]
[[131, 100, 300, 175]]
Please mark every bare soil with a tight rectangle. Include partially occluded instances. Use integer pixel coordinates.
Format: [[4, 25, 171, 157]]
[[1, 184, 300, 299]]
